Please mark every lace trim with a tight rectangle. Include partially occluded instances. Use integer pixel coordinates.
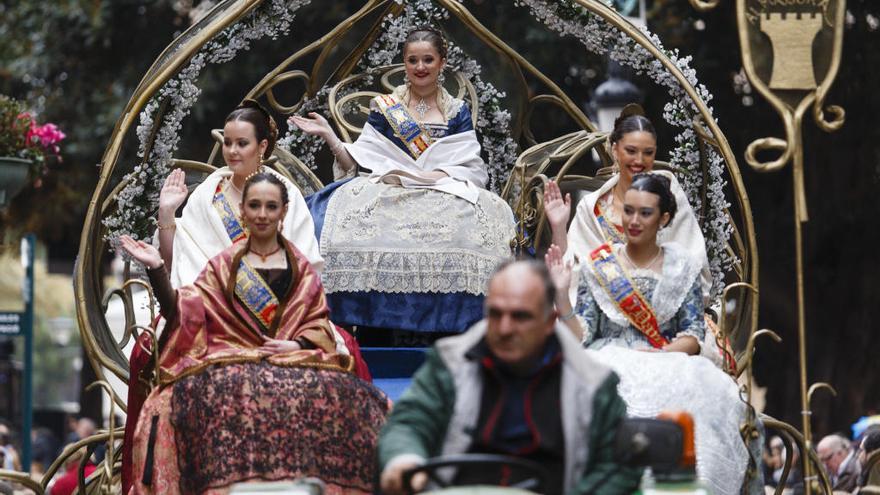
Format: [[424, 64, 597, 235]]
[[320, 248, 502, 295], [583, 242, 701, 326]]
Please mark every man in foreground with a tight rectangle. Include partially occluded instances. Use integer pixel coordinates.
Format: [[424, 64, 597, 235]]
[[378, 260, 642, 494]]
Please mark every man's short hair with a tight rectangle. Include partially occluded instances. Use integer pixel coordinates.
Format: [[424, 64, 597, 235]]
[[820, 433, 851, 453], [491, 258, 557, 317]]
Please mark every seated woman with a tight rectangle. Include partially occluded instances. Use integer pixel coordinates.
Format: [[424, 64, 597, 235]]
[[543, 105, 711, 303], [123, 173, 389, 495], [122, 102, 371, 492], [291, 26, 515, 335], [158, 100, 322, 287], [545, 173, 752, 495]]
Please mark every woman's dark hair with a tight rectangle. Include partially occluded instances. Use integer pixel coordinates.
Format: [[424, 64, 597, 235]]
[[225, 99, 278, 160], [864, 430, 880, 455], [404, 25, 448, 59], [242, 171, 289, 206], [610, 104, 657, 145], [629, 173, 677, 225]]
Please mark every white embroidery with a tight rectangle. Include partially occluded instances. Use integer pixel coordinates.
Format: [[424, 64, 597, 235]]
[[320, 178, 515, 295]]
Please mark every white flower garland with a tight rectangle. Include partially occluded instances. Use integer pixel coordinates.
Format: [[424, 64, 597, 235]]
[[516, 0, 735, 297], [104, 0, 312, 241]]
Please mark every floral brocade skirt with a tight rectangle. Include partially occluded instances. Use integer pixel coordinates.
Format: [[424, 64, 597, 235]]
[[130, 361, 390, 495]]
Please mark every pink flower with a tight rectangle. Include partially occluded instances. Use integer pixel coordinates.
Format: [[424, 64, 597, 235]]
[[31, 123, 66, 149], [25, 121, 65, 153]]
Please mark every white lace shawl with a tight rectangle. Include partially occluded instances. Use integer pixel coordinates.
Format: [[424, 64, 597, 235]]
[[169, 167, 324, 288], [580, 242, 703, 327], [565, 170, 712, 305]]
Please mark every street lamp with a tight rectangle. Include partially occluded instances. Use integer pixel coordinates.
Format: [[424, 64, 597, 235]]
[[593, 60, 643, 132], [591, 0, 646, 132]]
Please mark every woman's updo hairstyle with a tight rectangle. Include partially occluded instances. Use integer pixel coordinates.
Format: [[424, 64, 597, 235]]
[[404, 25, 448, 59], [629, 173, 677, 226], [242, 171, 289, 206], [609, 103, 657, 145], [225, 99, 278, 160]]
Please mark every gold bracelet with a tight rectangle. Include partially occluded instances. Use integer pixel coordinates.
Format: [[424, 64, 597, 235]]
[[157, 220, 176, 230]]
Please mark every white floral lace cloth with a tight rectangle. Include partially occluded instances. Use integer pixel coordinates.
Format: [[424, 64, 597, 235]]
[[320, 177, 515, 295], [587, 346, 750, 495]]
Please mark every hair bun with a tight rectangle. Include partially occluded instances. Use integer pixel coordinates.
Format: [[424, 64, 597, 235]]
[[267, 117, 279, 142], [619, 103, 645, 118], [236, 98, 277, 157], [613, 103, 645, 129]]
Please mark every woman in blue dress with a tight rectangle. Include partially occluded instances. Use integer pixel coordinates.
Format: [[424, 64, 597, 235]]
[[545, 173, 755, 494], [290, 26, 515, 336]]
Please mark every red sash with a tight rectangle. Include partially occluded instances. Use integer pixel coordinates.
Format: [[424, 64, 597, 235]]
[[589, 243, 669, 349]]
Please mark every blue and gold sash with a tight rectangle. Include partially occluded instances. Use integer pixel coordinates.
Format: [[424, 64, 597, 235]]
[[593, 195, 626, 245], [212, 181, 248, 244], [234, 257, 280, 334], [374, 94, 433, 159], [589, 243, 669, 349]]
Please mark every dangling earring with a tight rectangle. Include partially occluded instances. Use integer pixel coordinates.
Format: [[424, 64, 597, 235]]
[[404, 73, 411, 88], [437, 70, 446, 88]]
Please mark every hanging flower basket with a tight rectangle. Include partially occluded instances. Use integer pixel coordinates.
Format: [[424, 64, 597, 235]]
[[0, 95, 65, 206]]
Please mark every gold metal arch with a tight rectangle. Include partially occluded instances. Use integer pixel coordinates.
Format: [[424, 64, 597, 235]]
[[75, 0, 759, 444]]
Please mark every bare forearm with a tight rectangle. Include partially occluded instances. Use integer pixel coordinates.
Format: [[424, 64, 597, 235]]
[[550, 225, 568, 255], [555, 294, 583, 341], [326, 134, 358, 176]]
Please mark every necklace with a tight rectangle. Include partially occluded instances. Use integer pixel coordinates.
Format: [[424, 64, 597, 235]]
[[612, 183, 627, 205], [621, 245, 662, 270], [226, 178, 243, 195], [249, 244, 282, 262], [413, 98, 430, 120]]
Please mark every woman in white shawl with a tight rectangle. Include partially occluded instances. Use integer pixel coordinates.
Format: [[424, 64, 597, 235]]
[[156, 100, 322, 288], [543, 106, 711, 304], [151, 101, 365, 373], [291, 26, 514, 335], [545, 173, 754, 495]]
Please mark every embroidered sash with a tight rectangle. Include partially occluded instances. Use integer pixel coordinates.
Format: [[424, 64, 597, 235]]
[[593, 194, 625, 245], [589, 243, 669, 349], [212, 181, 248, 244], [234, 257, 280, 334], [374, 94, 432, 159]]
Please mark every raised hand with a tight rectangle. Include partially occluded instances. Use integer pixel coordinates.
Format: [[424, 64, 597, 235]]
[[119, 235, 163, 269], [543, 180, 571, 230], [544, 243, 572, 295], [288, 113, 333, 140], [158, 169, 188, 214]]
